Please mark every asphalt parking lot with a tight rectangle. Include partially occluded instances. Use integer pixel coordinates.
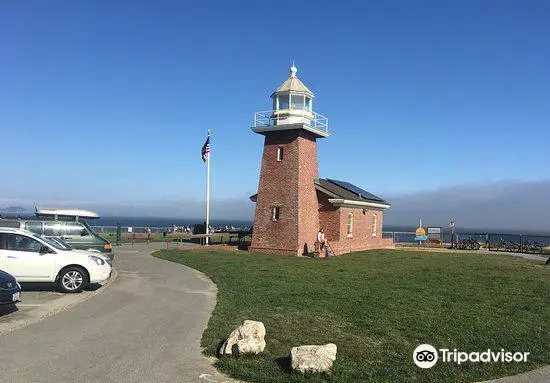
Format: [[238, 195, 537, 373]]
[[0, 274, 116, 335]]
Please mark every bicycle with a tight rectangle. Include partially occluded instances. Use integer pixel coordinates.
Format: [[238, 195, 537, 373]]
[[467, 238, 480, 250], [453, 238, 480, 250], [521, 241, 543, 254], [493, 240, 520, 252]]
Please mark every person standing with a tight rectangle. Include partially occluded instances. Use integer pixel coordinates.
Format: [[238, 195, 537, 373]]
[[317, 228, 326, 251]]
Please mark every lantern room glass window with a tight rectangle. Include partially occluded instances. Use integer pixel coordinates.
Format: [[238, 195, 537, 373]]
[[278, 95, 289, 110], [305, 97, 312, 110], [290, 94, 305, 110]]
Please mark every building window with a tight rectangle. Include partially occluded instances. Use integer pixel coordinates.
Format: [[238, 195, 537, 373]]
[[347, 212, 353, 236], [290, 94, 305, 110], [277, 147, 284, 161], [278, 95, 289, 110], [272, 206, 280, 221], [305, 97, 312, 111], [372, 214, 378, 237]]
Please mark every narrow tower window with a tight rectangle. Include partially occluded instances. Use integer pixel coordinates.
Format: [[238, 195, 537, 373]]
[[372, 214, 378, 237], [347, 212, 354, 236], [272, 206, 280, 221], [277, 147, 284, 161]]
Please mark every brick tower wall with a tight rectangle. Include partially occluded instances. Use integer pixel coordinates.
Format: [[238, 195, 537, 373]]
[[297, 131, 320, 254], [250, 130, 320, 255]]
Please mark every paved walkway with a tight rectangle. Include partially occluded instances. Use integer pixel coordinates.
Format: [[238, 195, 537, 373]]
[[481, 365, 550, 383], [0, 243, 236, 383]]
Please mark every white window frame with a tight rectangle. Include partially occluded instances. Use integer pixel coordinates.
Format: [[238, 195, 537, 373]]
[[277, 146, 284, 162], [347, 212, 353, 237], [372, 214, 378, 237]]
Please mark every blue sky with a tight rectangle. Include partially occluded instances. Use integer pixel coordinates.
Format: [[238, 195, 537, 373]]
[[1, 1, 549, 223]]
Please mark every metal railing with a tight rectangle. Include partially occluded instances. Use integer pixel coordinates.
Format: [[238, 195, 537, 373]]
[[382, 231, 550, 255], [253, 110, 329, 134]]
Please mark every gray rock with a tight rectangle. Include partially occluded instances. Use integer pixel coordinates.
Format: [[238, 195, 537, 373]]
[[291, 343, 337, 373], [220, 320, 266, 355]]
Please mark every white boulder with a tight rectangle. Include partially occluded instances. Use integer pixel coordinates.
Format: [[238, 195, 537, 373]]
[[291, 343, 337, 373], [220, 320, 266, 356]]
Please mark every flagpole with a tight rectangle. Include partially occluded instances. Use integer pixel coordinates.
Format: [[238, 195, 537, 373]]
[[205, 130, 211, 245]]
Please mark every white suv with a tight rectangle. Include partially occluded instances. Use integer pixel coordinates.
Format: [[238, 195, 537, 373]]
[[0, 228, 112, 293]]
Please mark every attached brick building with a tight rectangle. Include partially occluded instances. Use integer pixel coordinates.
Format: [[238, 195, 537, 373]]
[[249, 66, 392, 256]]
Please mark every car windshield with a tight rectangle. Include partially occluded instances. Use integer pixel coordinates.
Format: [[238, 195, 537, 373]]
[[82, 221, 97, 235], [33, 234, 66, 250], [47, 237, 73, 250]]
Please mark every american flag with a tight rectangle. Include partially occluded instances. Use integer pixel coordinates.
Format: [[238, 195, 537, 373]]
[[201, 136, 210, 162]]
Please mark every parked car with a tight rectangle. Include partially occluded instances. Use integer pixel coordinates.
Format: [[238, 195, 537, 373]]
[[0, 228, 112, 293], [0, 219, 114, 260], [0, 270, 21, 305], [46, 237, 112, 266]]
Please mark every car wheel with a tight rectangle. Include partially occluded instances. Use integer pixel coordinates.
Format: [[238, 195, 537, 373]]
[[56, 266, 89, 293]]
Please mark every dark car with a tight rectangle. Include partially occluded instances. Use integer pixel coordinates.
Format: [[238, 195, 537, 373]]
[[0, 270, 21, 305]]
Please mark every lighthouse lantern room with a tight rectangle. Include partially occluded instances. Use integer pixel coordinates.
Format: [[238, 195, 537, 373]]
[[252, 65, 329, 138]]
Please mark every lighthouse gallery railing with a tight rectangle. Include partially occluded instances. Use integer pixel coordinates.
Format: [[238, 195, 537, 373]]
[[253, 110, 329, 134]]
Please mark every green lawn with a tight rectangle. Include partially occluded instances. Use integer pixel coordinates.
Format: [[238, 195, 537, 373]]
[[153, 249, 549, 383]]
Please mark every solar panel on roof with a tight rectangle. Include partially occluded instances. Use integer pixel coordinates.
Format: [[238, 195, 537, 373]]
[[327, 179, 386, 202]]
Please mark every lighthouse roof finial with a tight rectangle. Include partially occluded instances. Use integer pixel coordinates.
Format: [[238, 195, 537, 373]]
[[271, 63, 314, 98], [290, 61, 297, 77]]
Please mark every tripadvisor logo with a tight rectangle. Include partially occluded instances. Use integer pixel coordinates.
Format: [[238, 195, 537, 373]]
[[413, 344, 530, 369], [413, 344, 438, 368]]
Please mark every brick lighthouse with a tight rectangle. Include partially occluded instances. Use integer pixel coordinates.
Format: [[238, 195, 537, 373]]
[[249, 65, 329, 256]]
